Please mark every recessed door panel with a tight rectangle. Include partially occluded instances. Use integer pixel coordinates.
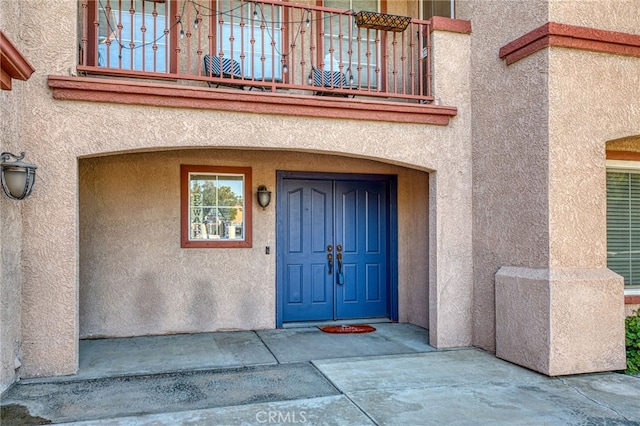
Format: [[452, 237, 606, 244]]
[[335, 180, 388, 319], [281, 179, 333, 321]]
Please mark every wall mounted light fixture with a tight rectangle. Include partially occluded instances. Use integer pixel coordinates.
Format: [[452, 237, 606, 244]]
[[1, 151, 37, 200], [257, 185, 271, 210]]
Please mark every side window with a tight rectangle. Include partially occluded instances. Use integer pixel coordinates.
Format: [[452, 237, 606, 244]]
[[421, 0, 454, 20], [606, 158, 640, 289], [181, 165, 252, 248]]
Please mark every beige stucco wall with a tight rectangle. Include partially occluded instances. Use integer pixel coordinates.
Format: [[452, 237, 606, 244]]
[[460, 0, 550, 353], [9, 0, 472, 378], [0, 0, 31, 394], [549, 0, 640, 35], [78, 150, 430, 337], [463, 0, 636, 372], [0, 99, 26, 394]]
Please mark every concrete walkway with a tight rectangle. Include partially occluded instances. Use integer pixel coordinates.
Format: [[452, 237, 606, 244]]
[[1, 323, 639, 425]]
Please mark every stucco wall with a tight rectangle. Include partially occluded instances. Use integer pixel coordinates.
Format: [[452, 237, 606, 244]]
[[0, 0, 29, 394], [13, 0, 472, 377], [549, 0, 640, 35], [460, 0, 549, 352], [0, 134, 25, 394], [464, 0, 640, 357], [78, 150, 430, 337]]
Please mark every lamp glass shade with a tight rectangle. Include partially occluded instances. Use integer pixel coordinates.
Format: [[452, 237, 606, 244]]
[[2, 166, 35, 199], [257, 186, 271, 208]]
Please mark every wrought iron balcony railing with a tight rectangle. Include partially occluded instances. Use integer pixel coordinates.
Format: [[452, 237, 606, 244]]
[[79, 0, 433, 103]]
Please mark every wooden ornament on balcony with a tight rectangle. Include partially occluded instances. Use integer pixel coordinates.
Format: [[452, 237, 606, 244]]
[[355, 11, 411, 32]]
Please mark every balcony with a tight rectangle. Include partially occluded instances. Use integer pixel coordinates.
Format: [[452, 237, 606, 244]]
[[58, 0, 458, 124]]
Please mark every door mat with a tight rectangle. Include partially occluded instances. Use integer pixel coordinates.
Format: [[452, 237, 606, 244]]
[[318, 324, 376, 334]]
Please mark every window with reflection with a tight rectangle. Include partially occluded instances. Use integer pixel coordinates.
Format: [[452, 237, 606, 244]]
[[322, 0, 380, 89], [88, 0, 173, 73], [214, 0, 284, 81], [181, 165, 252, 248], [421, 0, 454, 19]]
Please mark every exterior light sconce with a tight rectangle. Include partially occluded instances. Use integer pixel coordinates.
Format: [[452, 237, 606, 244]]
[[257, 185, 271, 210], [1, 151, 37, 200]]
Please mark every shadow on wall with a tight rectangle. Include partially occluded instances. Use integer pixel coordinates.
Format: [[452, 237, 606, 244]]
[[186, 279, 217, 330], [135, 272, 170, 332]]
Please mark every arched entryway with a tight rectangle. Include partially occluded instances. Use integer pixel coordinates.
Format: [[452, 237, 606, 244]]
[[78, 148, 429, 339]]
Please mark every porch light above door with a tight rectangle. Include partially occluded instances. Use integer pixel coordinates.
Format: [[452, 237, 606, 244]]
[[1, 151, 37, 200], [257, 185, 271, 209]]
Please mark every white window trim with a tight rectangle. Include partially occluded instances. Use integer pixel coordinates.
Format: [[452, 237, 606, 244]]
[[606, 159, 640, 295], [607, 159, 640, 172]]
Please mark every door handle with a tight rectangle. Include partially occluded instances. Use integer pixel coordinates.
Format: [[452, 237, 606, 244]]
[[327, 253, 333, 274], [336, 252, 344, 284]]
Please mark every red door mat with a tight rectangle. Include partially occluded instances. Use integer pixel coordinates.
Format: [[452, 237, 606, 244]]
[[318, 324, 376, 334]]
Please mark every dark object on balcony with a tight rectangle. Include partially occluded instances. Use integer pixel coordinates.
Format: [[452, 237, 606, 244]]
[[310, 67, 354, 98], [311, 67, 347, 88], [203, 54, 244, 89], [355, 11, 411, 32]]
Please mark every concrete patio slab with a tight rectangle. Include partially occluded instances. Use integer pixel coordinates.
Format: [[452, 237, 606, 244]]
[[1, 364, 339, 424], [313, 350, 640, 426], [3, 324, 639, 426], [345, 381, 635, 425], [559, 373, 640, 422], [65, 395, 375, 426], [74, 331, 277, 380], [257, 323, 434, 363], [312, 348, 546, 393]]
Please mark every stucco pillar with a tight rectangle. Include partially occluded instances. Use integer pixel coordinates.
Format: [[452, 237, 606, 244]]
[[16, 0, 79, 379], [428, 172, 473, 348], [496, 267, 625, 376], [427, 23, 473, 349], [21, 154, 78, 378]]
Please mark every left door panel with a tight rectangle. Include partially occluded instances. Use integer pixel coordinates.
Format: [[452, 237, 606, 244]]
[[281, 179, 334, 322]]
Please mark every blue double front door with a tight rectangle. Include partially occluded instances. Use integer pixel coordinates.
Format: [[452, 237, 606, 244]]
[[278, 173, 393, 324]]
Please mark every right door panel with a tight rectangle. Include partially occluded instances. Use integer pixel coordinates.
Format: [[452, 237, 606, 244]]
[[335, 180, 389, 319]]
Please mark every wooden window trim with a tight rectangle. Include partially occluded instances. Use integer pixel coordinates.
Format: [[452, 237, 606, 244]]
[[607, 151, 640, 161], [181, 164, 253, 248]]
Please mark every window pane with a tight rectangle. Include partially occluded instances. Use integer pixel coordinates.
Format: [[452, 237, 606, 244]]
[[607, 170, 640, 287], [97, 0, 168, 72], [323, 0, 379, 88], [421, 0, 454, 20], [189, 173, 245, 241], [217, 0, 282, 80]]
